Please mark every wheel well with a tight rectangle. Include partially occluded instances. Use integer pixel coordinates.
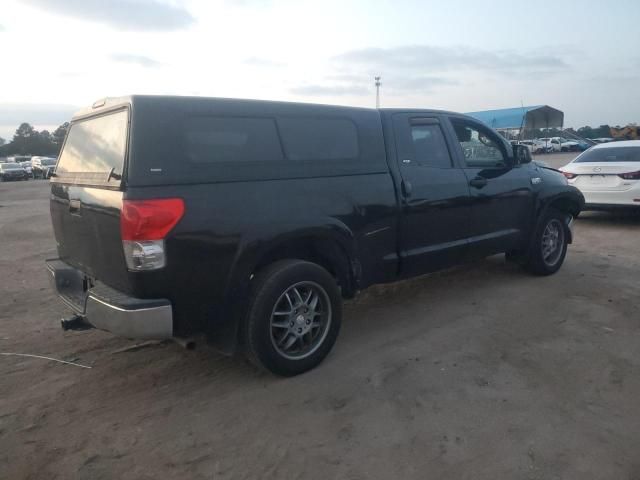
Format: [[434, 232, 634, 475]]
[[253, 237, 356, 298], [548, 197, 581, 217]]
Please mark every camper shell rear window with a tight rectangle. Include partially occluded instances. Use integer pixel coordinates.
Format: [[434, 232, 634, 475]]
[[54, 108, 129, 187]]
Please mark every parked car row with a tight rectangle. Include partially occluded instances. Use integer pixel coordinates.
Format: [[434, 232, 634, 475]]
[[0, 155, 58, 180], [0, 162, 30, 181], [513, 137, 593, 155], [517, 139, 554, 154], [32, 156, 58, 179], [538, 137, 591, 153]]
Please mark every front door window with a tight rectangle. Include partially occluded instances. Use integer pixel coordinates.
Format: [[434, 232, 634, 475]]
[[451, 121, 507, 168]]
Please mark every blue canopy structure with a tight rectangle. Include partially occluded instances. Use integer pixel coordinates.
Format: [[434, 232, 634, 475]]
[[466, 105, 564, 131]]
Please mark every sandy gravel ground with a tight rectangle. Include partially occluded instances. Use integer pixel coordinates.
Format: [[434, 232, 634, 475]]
[[1, 161, 639, 479]]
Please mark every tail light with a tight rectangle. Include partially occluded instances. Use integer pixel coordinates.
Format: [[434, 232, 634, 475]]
[[562, 172, 577, 180], [120, 198, 184, 271], [618, 171, 640, 180]]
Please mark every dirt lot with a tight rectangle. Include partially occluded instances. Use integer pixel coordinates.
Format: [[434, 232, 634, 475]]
[[2, 157, 640, 479]]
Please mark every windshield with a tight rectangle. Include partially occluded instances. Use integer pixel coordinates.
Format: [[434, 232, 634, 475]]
[[42, 159, 57, 166], [55, 109, 128, 185], [575, 146, 640, 163]]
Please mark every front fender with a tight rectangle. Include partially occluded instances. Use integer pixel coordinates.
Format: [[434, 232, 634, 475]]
[[535, 185, 584, 219], [528, 185, 584, 251]]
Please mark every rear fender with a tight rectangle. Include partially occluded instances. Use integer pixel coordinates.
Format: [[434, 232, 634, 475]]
[[206, 220, 358, 354]]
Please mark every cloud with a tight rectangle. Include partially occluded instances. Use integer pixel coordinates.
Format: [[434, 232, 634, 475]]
[[333, 45, 568, 75], [288, 44, 567, 101], [243, 57, 285, 68], [290, 85, 370, 96], [111, 53, 162, 67], [24, 0, 194, 31], [225, 0, 272, 6], [0, 103, 77, 125], [290, 73, 455, 99], [383, 76, 458, 93], [0, 25, 5, 32], [324, 73, 375, 85], [0, 103, 77, 141]]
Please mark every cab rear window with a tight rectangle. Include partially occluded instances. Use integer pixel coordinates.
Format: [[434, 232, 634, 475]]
[[55, 109, 128, 186]]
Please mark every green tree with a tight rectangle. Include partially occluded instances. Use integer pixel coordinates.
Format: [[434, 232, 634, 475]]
[[596, 125, 611, 138], [11, 123, 36, 154], [9, 123, 58, 155], [52, 122, 69, 153], [577, 126, 595, 138]]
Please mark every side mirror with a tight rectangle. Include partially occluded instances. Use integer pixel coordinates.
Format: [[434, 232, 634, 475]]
[[513, 144, 532, 164]]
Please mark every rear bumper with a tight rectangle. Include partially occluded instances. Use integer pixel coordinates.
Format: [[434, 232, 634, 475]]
[[578, 184, 640, 207], [583, 203, 640, 211], [46, 259, 173, 339]]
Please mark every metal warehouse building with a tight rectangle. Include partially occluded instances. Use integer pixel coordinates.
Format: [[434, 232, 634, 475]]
[[466, 105, 564, 138]]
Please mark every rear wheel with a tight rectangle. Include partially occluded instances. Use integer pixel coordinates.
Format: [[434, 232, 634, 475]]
[[243, 260, 342, 376], [524, 208, 569, 275]]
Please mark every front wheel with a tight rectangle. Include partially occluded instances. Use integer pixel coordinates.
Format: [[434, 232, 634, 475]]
[[524, 209, 569, 275], [243, 260, 342, 376]]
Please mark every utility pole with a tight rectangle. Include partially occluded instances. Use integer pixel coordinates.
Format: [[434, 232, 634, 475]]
[[374, 76, 381, 108]]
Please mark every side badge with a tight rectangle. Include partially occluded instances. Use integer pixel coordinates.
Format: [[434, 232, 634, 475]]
[[531, 177, 542, 185]]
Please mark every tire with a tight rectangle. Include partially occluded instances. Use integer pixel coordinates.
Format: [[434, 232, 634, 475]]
[[524, 208, 569, 276], [243, 259, 342, 376]]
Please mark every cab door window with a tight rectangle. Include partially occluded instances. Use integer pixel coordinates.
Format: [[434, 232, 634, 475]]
[[409, 123, 453, 168], [451, 121, 507, 168]]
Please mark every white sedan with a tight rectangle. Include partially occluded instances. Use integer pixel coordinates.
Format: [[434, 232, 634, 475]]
[[559, 140, 640, 210]]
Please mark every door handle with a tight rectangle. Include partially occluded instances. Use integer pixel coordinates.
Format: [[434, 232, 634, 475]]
[[69, 199, 81, 215], [469, 176, 488, 189], [401, 180, 412, 198]]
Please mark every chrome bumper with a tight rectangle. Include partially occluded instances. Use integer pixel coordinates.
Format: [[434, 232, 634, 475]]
[[46, 259, 173, 339]]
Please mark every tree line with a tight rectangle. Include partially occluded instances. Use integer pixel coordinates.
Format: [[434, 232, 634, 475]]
[[524, 125, 613, 139], [0, 122, 69, 157]]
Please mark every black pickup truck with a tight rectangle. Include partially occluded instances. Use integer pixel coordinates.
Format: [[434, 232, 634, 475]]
[[46, 95, 584, 375]]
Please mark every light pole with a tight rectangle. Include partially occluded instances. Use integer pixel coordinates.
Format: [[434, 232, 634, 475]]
[[374, 76, 381, 108]]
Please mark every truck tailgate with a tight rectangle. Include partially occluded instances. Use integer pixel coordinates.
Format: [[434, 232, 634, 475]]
[[49, 107, 132, 292], [50, 184, 131, 291]]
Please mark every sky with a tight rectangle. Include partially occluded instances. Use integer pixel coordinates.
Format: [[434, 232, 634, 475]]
[[0, 0, 638, 141]]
